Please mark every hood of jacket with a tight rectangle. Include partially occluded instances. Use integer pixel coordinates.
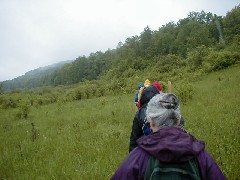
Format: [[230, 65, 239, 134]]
[[137, 127, 205, 163], [140, 85, 159, 107]]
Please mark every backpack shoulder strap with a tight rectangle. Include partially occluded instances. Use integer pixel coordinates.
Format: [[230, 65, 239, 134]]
[[138, 86, 145, 103], [144, 156, 160, 180]]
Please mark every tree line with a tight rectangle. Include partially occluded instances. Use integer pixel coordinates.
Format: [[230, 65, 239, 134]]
[[1, 5, 240, 91]]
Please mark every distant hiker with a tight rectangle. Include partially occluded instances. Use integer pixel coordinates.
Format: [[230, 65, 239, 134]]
[[112, 93, 226, 180], [152, 81, 163, 93], [144, 79, 151, 87], [152, 81, 161, 91], [129, 85, 159, 152], [137, 79, 151, 109], [134, 83, 144, 106]]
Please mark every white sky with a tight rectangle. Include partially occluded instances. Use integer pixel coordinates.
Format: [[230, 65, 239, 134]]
[[0, 0, 239, 81]]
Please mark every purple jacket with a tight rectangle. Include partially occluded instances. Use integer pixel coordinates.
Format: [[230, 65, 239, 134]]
[[111, 128, 226, 180]]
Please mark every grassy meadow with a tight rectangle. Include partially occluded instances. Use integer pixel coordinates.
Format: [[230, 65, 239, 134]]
[[0, 64, 240, 179]]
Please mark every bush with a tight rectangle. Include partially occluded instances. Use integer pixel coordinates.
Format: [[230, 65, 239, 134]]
[[186, 45, 210, 69], [0, 96, 17, 109], [15, 104, 30, 119], [174, 82, 194, 105], [216, 51, 239, 70], [205, 50, 240, 71]]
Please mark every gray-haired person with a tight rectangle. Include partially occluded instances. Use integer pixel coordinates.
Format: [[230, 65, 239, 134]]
[[111, 93, 225, 180]]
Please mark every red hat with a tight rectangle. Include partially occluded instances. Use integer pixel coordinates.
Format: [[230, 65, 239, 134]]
[[153, 81, 162, 91]]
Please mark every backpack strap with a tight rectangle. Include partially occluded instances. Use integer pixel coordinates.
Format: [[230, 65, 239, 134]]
[[144, 156, 160, 179], [138, 86, 145, 103]]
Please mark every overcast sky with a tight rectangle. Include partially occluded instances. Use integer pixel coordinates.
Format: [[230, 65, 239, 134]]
[[0, 0, 239, 81]]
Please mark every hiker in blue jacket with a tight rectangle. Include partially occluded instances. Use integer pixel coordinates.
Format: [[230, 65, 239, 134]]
[[112, 93, 226, 180]]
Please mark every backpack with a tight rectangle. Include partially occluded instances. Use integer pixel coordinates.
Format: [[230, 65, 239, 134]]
[[144, 156, 201, 180]]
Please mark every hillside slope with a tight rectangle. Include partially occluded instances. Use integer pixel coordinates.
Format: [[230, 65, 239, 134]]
[[182, 64, 240, 178]]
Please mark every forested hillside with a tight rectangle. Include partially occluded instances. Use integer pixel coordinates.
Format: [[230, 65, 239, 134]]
[[1, 60, 72, 90], [1, 5, 240, 91]]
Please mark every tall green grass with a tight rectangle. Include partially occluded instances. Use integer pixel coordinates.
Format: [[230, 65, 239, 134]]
[[0, 95, 136, 179], [182, 64, 240, 179], [0, 64, 239, 179]]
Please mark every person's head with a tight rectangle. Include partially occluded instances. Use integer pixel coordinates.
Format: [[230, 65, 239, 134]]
[[153, 81, 162, 91], [139, 85, 160, 107], [146, 93, 181, 132], [144, 79, 151, 87]]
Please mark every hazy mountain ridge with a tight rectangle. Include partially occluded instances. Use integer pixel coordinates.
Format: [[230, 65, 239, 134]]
[[23, 60, 73, 77], [1, 60, 73, 91]]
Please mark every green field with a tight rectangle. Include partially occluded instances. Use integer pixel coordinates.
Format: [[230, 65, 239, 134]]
[[0, 64, 240, 179]]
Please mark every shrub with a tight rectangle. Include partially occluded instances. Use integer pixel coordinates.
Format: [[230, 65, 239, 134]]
[[15, 104, 30, 119], [0, 97, 17, 109], [74, 89, 83, 100], [174, 82, 194, 105], [186, 45, 210, 69], [205, 50, 240, 71], [215, 51, 239, 70]]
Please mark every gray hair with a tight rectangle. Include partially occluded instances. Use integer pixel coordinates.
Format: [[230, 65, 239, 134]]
[[146, 93, 181, 128]]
